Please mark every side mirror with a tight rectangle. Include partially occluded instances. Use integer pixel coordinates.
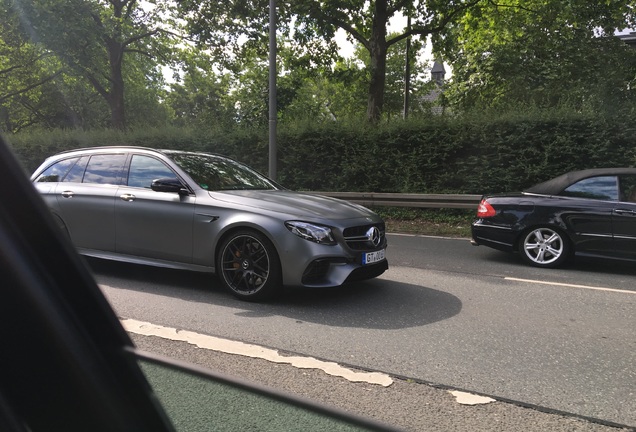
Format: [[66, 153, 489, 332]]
[[151, 178, 188, 195]]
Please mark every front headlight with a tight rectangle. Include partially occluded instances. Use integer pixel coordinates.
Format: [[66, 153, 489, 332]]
[[285, 221, 336, 245]]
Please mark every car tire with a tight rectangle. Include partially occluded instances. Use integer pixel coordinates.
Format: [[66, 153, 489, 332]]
[[518, 226, 570, 268], [217, 230, 282, 301]]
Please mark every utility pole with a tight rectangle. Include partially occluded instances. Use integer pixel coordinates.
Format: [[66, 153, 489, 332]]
[[268, 0, 277, 180], [403, 15, 411, 120]]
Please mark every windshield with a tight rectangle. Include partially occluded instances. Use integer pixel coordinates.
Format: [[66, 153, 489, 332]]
[[167, 152, 278, 191]]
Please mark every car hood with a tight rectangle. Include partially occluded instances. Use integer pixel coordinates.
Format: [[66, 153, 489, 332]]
[[208, 190, 379, 220]]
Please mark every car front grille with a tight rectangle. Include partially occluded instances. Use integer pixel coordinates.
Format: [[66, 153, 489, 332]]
[[343, 223, 386, 251]]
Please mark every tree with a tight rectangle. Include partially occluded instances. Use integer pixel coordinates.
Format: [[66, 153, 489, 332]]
[[164, 48, 235, 128], [280, 58, 369, 122], [0, 0, 66, 131], [364, 34, 431, 120], [291, 0, 481, 122], [179, 0, 482, 123], [436, 0, 636, 113], [10, 0, 179, 129], [225, 43, 346, 127]]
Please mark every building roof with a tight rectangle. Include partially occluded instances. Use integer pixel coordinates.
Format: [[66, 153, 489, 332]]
[[618, 31, 636, 47], [431, 61, 446, 73]]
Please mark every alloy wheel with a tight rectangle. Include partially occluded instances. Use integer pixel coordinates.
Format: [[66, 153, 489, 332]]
[[220, 234, 270, 294], [218, 231, 282, 300], [520, 227, 567, 267]]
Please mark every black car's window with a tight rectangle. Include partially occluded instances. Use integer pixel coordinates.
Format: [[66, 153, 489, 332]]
[[560, 176, 618, 201], [63, 156, 89, 182], [619, 175, 636, 203], [34, 157, 79, 182], [83, 154, 127, 185], [169, 153, 276, 191], [127, 155, 177, 188]]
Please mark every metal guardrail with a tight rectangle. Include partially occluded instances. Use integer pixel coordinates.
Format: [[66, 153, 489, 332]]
[[312, 192, 482, 209]]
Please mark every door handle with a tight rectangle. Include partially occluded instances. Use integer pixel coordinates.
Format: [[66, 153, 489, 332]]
[[61, 191, 74, 198], [120, 194, 136, 202]]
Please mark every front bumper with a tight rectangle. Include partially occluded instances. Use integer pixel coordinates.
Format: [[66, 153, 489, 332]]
[[300, 256, 389, 287], [278, 234, 388, 287]]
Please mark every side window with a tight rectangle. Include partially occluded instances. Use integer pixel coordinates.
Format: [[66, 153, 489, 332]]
[[83, 154, 127, 185], [34, 157, 79, 182], [63, 156, 89, 182], [127, 155, 177, 188], [619, 175, 636, 203], [560, 176, 618, 201]]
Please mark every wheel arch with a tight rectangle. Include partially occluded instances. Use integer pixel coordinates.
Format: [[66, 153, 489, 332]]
[[213, 222, 282, 267]]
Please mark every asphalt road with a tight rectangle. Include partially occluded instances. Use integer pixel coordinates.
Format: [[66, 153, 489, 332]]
[[93, 234, 636, 431]]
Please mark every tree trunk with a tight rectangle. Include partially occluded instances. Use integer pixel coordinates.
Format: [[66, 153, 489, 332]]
[[366, 0, 389, 123], [367, 43, 388, 122], [108, 41, 126, 130], [108, 1, 126, 130]]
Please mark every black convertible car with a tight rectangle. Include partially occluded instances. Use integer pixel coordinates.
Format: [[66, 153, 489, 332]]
[[471, 168, 636, 268]]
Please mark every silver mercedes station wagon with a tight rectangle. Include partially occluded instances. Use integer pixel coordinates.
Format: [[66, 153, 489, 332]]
[[31, 146, 388, 301]]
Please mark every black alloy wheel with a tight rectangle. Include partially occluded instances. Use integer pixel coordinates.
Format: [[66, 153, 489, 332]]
[[519, 226, 570, 268], [217, 230, 281, 301]]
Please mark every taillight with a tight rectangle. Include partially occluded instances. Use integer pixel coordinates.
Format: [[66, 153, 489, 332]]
[[476, 199, 496, 218]]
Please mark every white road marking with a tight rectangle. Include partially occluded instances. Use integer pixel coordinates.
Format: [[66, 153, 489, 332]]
[[505, 277, 636, 295], [122, 318, 393, 387], [448, 391, 496, 405]]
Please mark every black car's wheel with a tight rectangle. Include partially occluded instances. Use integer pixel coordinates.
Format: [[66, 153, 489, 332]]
[[217, 230, 282, 301], [519, 226, 570, 268]]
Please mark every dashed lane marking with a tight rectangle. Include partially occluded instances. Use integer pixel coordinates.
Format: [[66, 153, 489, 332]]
[[505, 277, 635, 295]]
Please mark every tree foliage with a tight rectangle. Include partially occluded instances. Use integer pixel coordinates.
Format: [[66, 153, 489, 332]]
[[179, 0, 478, 123], [289, 0, 482, 121], [0, 0, 65, 131], [436, 0, 636, 112], [164, 52, 234, 129], [3, 0, 636, 133], [7, 0, 179, 130]]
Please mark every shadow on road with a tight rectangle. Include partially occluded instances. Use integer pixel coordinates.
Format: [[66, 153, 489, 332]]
[[87, 257, 462, 330]]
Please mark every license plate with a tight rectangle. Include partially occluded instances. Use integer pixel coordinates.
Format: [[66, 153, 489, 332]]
[[362, 249, 385, 265]]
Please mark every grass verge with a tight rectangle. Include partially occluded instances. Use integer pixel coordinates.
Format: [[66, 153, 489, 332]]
[[373, 207, 474, 238]]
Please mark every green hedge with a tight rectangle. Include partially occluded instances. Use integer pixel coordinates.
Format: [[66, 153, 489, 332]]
[[8, 112, 636, 195]]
